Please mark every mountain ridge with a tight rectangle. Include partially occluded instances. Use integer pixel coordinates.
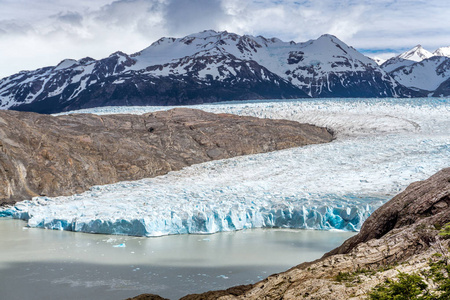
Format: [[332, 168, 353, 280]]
[[0, 30, 437, 114], [382, 44, 450, 95]]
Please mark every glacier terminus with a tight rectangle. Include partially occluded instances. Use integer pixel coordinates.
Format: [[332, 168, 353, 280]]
[[1, 98, 449, 236]]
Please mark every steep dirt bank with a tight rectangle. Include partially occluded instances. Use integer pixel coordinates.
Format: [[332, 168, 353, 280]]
[[0, 108, 332, 205]]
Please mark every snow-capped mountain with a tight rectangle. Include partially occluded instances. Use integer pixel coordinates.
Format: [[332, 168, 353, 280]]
[[382, 44, 450, 95], [0, 30, 419, 114], [390, 56, 450, 92], [381, 45, 433, 73], [398, 45, 433, 61], [433, 46, 450, 57]]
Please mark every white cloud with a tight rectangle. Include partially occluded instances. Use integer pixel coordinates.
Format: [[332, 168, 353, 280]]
[[0, 0, 449, 79], [218, 0, 368, 42], [0, 0, 169, 78]]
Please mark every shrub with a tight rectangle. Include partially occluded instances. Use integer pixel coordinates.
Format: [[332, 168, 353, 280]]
[[438, 223, 450, 239], [368, 272, 429, 300]]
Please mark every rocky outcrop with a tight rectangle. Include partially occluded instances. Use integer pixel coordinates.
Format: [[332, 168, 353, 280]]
[[0, 108, 333, 205], [126, 294, 169, 300], [140, 168, 450, 299], [326, 167, 450, 257]]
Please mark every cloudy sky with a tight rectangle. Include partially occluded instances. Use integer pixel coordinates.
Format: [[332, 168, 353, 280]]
[[1, 0, 449, 79]]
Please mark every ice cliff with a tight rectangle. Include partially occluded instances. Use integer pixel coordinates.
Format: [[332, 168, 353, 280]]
[[1, 98, 449, 236]]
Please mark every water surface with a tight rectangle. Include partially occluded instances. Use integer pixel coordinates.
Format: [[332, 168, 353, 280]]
[[1, 219, 354, 299]]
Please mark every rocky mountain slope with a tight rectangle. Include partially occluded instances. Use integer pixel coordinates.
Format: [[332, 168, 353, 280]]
[[134, 168, 450, 299], [0, 30, 419, 114], [382, 45, 450, 96], [0, 108, 332, 205]]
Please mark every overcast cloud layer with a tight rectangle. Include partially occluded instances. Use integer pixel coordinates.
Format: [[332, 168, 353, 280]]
[[1, 0, 449, 79]]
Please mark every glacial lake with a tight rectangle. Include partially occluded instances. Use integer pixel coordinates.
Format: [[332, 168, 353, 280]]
[[1, 219, 354, 299], [2, 97, 449, 299]]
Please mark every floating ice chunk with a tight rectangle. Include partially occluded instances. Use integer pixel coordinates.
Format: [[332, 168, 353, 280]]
[[113, 243, 126, 248]]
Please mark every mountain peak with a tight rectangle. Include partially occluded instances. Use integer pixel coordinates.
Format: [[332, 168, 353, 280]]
[[371, 57, 387, 65], [302, 33, 375, 65], [186, 29, 222, 39], [110, 51, 128, 57], [382, 45, 435, 73], [433, 46, 450, 58], [398, 45, 433, 62], [310, 34, 339, 45], [78, 57, 96, 65], [313, 34, 351, 49], [54, 59, 77, 71], [319, 33, 338, 39]]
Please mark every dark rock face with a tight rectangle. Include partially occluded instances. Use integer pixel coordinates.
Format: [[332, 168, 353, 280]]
[[179, 285, 253, 300], [0, 108, 333, 205], [299, 70, 422, 98], [434, 76, 450, 96], [0, 51, 310, 114], [6, 54, 309, 114]]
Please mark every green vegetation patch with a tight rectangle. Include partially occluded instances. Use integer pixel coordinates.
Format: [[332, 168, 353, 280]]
[[368, 272, 429, 300], [438, 223, 450, 239], [368, 234, 450, 299]]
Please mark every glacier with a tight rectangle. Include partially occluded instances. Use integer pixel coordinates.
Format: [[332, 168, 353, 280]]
[[1, 98, 449, 236]]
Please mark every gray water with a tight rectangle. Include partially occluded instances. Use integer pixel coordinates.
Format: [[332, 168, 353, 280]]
[[1, 219, 354, 299]]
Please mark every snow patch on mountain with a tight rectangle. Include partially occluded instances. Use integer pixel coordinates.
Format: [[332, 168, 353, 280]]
[[54, 59, 78, 71], [131, 30, 329, 77], [390, 56, 450, 91]]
